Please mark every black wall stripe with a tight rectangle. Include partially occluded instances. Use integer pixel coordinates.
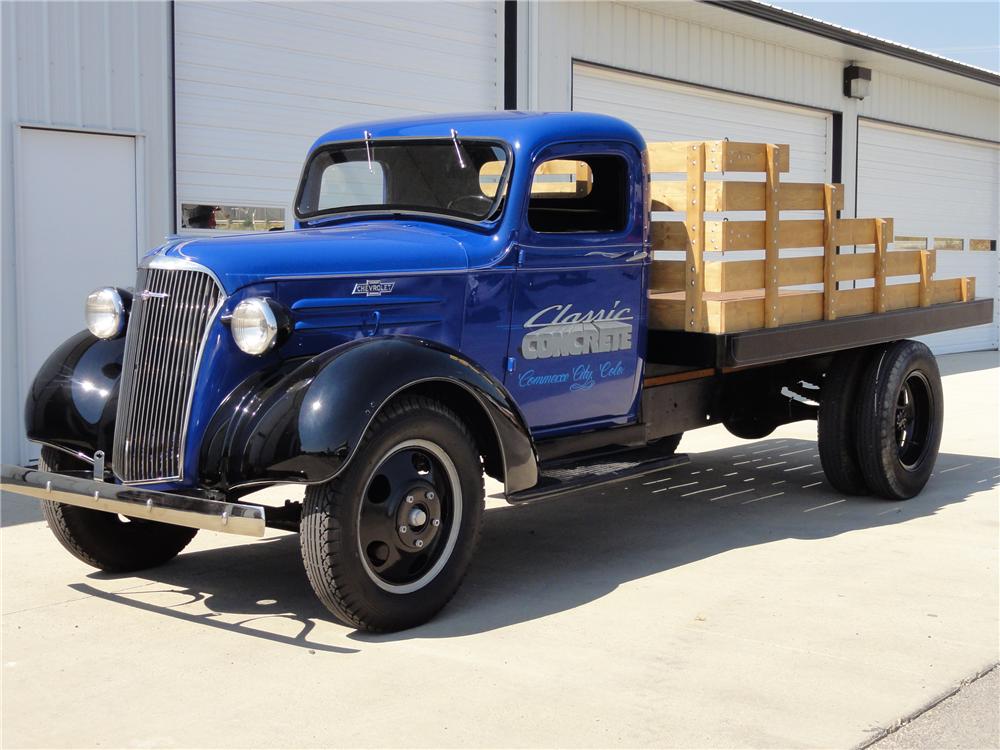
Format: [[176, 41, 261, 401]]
[[503, 0, 517, 110]]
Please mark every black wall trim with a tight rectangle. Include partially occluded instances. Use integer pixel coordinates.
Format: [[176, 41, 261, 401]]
[[702, 0, 1000, 87], [503, 0, 517, 110], [831, 112, 842, 185], [169, 0, 178, 234], [572, 60, 842, 181]]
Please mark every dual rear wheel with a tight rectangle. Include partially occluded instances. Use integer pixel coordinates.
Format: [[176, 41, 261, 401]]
[[818, 340, 943, 500]]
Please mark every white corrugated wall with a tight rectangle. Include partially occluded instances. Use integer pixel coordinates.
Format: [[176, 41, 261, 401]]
[[0, 1, 173, 464]]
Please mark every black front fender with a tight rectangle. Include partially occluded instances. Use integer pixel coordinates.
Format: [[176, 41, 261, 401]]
[[24, 330, 125, 460], [200, 336, 538, 494]]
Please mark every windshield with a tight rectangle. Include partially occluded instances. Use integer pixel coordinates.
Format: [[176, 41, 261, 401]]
[[296, 138, 511, 223]]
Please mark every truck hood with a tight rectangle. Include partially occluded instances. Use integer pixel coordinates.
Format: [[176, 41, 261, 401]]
[[150, 221, 496, 294]]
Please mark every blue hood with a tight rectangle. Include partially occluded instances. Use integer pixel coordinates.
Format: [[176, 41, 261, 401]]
[[152, 220, 503, 294]]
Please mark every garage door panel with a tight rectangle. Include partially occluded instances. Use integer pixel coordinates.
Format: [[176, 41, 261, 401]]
[[859, 120, 999, 352], [174, 0, 497, 222], [573, 64, 830, 187]]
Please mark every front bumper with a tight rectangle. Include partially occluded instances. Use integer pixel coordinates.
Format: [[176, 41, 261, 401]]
[[1, 464, 266, 537]]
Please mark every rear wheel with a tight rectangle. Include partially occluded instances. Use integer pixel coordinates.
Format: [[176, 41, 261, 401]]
[[818, 348, 871, 495], [39, 447, 197, 572], [855, 341, 943, 500], [300, 396, 484, 632]]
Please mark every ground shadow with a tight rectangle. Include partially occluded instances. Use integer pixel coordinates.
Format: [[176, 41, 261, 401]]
[[69, 438, 998, 649]]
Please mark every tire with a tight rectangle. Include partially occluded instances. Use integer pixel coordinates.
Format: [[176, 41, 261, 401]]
[[856, 340, 944, 500], [39, 447, 197, 572], [818, 348, 871, 495], [300, 396, 485, 632]]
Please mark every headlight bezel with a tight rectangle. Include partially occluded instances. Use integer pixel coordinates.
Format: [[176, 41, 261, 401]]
[[84, 287, 130, 340], [230, 297, 288, 356]]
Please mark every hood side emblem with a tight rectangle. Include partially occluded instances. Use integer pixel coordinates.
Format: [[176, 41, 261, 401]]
[[352, 280, 395, 297], [140, 290, 170, 300]]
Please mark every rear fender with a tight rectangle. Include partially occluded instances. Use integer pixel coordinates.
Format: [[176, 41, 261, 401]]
[[200, 336, 538, 494]]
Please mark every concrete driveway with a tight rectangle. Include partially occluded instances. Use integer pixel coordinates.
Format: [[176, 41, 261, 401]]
[[2, 351, 998, 749]]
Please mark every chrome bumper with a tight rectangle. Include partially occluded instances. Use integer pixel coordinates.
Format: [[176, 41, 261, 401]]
[[0, 464, 266, 537]]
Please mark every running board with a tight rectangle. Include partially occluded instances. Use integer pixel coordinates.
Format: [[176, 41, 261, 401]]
[[507, 446, 689, 504]]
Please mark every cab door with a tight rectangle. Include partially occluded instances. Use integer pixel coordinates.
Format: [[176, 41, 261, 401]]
[[505, 142, 647, 436]]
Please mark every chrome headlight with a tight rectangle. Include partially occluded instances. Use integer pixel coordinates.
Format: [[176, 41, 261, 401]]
[[231, 297, 282, 355], [85, 287, 128, 339]]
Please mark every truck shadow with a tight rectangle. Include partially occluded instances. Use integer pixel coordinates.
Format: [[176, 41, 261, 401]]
[[77, 438, 998, 648]]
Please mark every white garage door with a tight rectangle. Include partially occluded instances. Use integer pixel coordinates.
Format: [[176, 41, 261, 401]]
[[573, 64, 832, 184], [174, 0, 499, 226], [858, 120, 999, 353], [15, 128, 140, 462]]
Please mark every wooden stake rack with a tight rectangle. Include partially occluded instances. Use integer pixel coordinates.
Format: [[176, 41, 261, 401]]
[[646, 141, 976, 334]]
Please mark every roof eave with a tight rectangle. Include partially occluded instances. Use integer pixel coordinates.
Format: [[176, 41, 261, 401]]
[[702, 0, 1000, 87]]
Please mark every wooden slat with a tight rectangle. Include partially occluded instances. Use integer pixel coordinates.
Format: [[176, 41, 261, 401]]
[[648, 141, 791, 173], [833, 217, 894, 246], [705, 181, 845, 212], [702, 214, 895, 251], [763, 144, 781, 328], [704, 219, 823, 251], [874, 219, 888, 313], [650, 260, 685, 292], [712, 141, 790, 173], [823, 184, 837, 320], [650, 221, 688, 251], [918, 250, 932, 307], [649, 142, 697, 173], [702, 250, 927, 293], [647, 276, 974, 333], [685, 142, 707, 332], [704, 256, 822, 292], [650, 181, 687, 212]]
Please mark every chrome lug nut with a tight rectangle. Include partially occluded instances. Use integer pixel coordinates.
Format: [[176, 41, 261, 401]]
[[431, 519, 440, 527], [415, 539, 424, 548], [399, 525, 408, 534], [406, 495, 414, 504], [427, 491, 436, 500]]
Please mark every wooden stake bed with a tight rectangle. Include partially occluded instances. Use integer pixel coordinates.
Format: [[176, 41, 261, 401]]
[[646, 140, 977, 335]]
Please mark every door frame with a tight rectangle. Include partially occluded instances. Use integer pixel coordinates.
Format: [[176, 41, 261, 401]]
[[11, 124, 146, 462]]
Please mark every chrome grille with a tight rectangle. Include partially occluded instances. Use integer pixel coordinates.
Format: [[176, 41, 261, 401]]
[[113, 265, 224, 483]]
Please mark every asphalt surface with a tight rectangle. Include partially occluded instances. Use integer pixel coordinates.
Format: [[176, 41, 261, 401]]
[[871, 667, 998, 749], [2, 350, 998, 748]]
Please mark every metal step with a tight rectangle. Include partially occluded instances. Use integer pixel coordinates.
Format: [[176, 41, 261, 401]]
[[507, 445, 689, 504]]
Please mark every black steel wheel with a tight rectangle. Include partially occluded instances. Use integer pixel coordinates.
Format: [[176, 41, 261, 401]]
[[300, 396, 484, 632], [39, 447, 197, 572], [818, 348, 871, 495], [856, 340, 943, 500]]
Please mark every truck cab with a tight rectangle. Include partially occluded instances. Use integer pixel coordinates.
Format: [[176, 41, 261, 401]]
[[6, 111, 989, 632]]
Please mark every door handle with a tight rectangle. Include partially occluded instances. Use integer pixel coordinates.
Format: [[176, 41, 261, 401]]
[[626, 251, 648, 262]]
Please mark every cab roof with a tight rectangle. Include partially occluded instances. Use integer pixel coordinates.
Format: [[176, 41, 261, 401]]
[[309, 111, 647, 156]]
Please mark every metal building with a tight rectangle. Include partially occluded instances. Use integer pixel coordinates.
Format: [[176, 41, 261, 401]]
[[2, 0, 998, 464]]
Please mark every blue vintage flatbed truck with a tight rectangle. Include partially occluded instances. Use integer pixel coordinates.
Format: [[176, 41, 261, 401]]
[[2, 112, 992, 631]]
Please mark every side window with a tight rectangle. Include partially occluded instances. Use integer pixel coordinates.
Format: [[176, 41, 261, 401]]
[[527, 155, 628, 234]]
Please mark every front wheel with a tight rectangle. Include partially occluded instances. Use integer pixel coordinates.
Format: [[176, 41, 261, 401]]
[[39, 447, 197, 572], [855, 340, 943, 500], [300, 396, 485, 632]]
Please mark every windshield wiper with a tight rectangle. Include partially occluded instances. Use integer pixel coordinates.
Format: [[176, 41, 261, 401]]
[[450, 129, 467, 169]]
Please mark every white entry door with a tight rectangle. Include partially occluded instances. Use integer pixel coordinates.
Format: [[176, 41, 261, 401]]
[[15, 127, 140, 461]]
